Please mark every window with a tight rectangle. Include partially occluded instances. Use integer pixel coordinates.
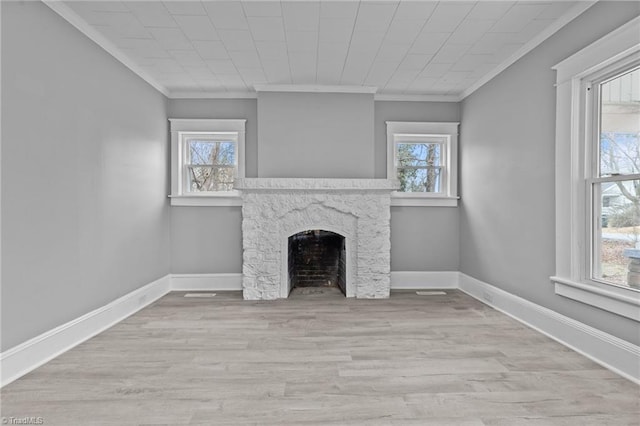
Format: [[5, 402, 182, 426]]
[[396, 137, 445, 193], [169, 119, 246, 206], [591, 67, 640, 288], [386, 122, 459, 207], [183, 134, 237, 192], [552, 16, 640, 321]]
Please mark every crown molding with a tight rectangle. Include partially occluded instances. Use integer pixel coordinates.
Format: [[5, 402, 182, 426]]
[[459, 1, 597, 101], [254, 84, 378, 94], [43, 1, 170, 97], [168, 90, 258, 99], [374, 93, 461, 102], [170, 90, 462, 102]]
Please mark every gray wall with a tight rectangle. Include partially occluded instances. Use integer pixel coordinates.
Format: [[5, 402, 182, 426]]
[[168, 97, 461, 273], [171, 207, 243, 274], [167, 99, 257, 273], [257, 92, 375, 178], [1, 2, 170, 350], [376, 101, 461, 271], [391, 207, 459, 271], [459, 1, 640, 345]]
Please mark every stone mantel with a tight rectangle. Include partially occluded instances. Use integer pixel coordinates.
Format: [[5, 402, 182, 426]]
[[234, 178, 399, 192], [235, 178, 397, 300]]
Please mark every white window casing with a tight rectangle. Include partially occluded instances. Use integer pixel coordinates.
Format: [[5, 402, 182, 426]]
[[551, 16, 640, 321], [169, 119, 246, 207], [386, 121, 459, 207]]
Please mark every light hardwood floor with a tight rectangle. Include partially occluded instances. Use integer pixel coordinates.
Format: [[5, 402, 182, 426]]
[[1, 288, 638, 425]]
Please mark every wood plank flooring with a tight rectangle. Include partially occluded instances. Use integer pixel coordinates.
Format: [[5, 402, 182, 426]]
[[1, 288, 638, 425]]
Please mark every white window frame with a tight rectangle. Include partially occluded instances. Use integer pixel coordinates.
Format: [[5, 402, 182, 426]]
[[551, 16, 640, 321], [386, 121, 459, 207], [169, 119, 246, 207]]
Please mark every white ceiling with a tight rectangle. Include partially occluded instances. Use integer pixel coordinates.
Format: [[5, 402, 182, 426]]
[[53, 1, 591, 100]]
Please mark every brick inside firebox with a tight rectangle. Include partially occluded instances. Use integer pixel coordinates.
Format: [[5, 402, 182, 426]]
[[288, 230, 346, 295]]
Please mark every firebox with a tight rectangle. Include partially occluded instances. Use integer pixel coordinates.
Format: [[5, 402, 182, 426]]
[[288, 230, 346, 295]]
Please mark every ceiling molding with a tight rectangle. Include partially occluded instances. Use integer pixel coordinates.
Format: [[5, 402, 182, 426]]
[[459, 1, 598, 101], [254, 84, 378, 94], [43, 1, 170, 97], [168, 91, 258, 100], [374, 93, 461, 103], [169, 91, 462, 102]]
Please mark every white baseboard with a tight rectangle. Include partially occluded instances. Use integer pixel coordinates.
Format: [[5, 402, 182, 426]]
[[171, 273, 242, 291], [458, 273, 640, 385], [0, 274, 172, 388], [391, 271, 459, 289]]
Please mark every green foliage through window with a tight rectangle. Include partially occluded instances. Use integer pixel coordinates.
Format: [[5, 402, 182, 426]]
[[396, 142, 442, 192]]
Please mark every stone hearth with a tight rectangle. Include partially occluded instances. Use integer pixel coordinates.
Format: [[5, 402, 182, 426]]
[[234, 178, 398, 300]]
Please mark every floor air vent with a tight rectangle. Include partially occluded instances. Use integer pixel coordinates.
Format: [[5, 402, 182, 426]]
[[184, 293, 217, 298]]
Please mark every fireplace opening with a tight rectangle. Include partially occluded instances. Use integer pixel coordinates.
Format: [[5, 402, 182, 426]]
[[288, 230, 346, 295]]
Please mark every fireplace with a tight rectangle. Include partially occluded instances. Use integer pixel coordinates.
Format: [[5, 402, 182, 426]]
[[234, 178, 398, 300]]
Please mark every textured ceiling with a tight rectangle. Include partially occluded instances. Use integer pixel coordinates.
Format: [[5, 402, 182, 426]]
[[59, 1, 588, 99]]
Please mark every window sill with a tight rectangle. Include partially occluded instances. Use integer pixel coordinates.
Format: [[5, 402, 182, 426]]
[[169, 193, 242, 207], [391, 194, 459, 207], [551, 276, 640, 322]]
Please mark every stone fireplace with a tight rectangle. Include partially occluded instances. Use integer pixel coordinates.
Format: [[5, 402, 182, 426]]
[[234, 178, 398, 300]]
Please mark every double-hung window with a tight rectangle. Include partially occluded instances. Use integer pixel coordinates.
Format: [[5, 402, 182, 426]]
[[552, 16, 640, 320], [169, 119, 246, 206], [590, 67, 640, 288], [386, 122, 459, 206], [183, 133, 237, 192]]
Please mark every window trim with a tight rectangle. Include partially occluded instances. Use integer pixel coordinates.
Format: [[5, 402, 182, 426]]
[[551, 16, 640, 321], [169, 119, 246, 207], [386, 121, 459, 207]]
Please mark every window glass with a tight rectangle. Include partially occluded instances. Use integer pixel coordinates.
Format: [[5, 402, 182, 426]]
[[184, 136, 236, 193], [186, 166, 234, 192], [397, 142, 441, 167], [397, 165, 442, 193], [594, 180, 640, 287], [593, 67, 640, 289], [599, 68, 640, 176], [396, 142, 443, 193], [187, 140, 235, 166]]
